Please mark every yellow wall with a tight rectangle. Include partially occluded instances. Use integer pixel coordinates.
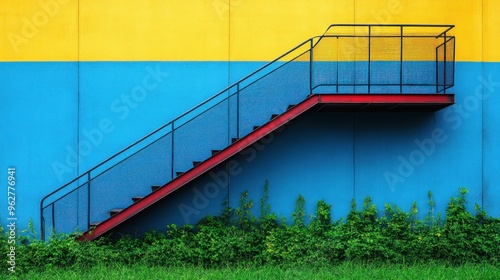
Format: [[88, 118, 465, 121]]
[[1, 0, 78, 61], [0, 0, 498, 62], [483, 0, 500, 62]]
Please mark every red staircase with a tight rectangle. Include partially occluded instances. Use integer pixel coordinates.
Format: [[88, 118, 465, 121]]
[[41, 24, 456, 241], [78, 93, 453, 240]]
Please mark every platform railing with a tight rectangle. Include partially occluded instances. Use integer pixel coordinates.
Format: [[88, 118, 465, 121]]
[[311, 24, 455, 94]]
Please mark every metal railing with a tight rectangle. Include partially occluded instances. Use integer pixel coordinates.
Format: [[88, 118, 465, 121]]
[[311, 24, 455, 94], [40, 24, 455, 240]]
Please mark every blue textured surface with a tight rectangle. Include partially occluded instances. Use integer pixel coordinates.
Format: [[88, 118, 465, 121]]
[[1, 61, 499, 236]]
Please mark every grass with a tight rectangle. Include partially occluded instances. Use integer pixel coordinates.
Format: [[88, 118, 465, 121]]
[[5, 263, 500, 280]]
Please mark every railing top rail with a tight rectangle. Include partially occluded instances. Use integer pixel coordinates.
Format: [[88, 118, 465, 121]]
[[322, 24, 455, 37], [323, 23, 455, 28]]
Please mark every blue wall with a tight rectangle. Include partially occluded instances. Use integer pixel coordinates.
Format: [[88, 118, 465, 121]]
[[116, 62, 499, 236], [1, 61, 500, 235], [2, 61, 231, 232]]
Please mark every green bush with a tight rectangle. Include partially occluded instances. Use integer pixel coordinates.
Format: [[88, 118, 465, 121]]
[[1, 186, 500, 276]]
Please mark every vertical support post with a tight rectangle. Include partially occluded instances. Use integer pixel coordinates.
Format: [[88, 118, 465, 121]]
[[87, 172, 91, 229], [227, 88, 230, 146], [400, 26, 403, 93], [452, 37, 456, 90], [368, 26, 371, 94], [171, 122, 175, 179], [40, 202, 45, 241], [435, 46, 439, 93], [336, 37, 339, 93], [41, 215, 45, 241], [309, 39, 313, 94], [236, 83, 240, 139], [51, 204, 55, 235], [443, 32, 447, 94]]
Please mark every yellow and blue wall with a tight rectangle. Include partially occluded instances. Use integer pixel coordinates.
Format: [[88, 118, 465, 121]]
[[1, 0, 500, 234]]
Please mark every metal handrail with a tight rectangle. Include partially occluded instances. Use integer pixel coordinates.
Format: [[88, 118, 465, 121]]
[[40, 24, 455, 240], [40, 37, 315, 240]]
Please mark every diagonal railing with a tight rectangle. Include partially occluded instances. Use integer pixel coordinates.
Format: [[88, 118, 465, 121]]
[[40, 24, 455, 240]]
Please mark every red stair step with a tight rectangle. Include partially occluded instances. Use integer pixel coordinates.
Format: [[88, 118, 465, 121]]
[[132, 196, 143, 203], [109, 209, 123, 217]]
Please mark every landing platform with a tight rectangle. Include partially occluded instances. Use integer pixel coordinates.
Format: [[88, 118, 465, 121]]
[[314, 94, 455, 112]]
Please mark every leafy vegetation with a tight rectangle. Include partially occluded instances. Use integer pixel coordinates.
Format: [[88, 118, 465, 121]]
[[1, 185, 500, 278], [5, 263, 500, 280]]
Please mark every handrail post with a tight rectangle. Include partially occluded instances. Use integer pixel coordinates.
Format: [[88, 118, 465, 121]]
[[435, 45, 439, 93], [336, 37, 339, 94], [171, 122, 175, 179], [368, 26, 371, 94], [40, 211, 45, 241], [452, 37, 456, 90], [51, 203, 55, 237], [87, 172, 91, 229], [309, 39, 313, 94], [443, 32, 447, 94], [40, 200, 45, 241], [236, 83, 240, 139], [400, 25, 403, 93]]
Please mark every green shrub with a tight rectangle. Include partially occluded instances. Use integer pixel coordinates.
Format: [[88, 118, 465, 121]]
[[1, 186, 500, 276]]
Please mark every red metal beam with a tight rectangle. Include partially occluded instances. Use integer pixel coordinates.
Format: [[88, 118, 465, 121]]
[[318, 94, 454, 105], [79, 93, 454, 241]]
